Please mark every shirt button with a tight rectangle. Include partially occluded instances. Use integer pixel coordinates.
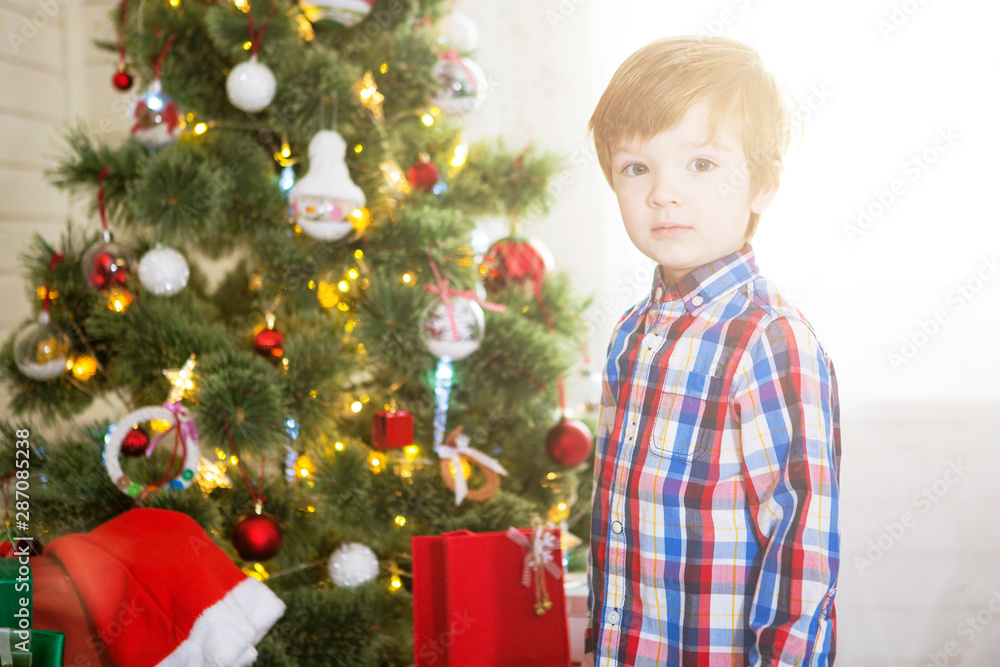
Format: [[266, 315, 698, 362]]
[[691, 294, 704, 307], [608, 609, 620, 625], [643, 334, 659, 349], [624, 424, 637, 439], [611, 520, 623, 534]]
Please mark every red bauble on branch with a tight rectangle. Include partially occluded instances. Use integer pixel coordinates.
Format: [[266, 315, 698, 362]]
[[545, 418, 593, 468], [121, 425, 150, 457], [406, 159, 440, 191], [231, 512, 283, 562], [112, 68, 133, 91], [253, 328, 284, 359], [481, 236, 554, 294]]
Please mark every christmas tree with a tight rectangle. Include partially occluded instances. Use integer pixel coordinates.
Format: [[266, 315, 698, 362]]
[[0, 0, 595, 664]]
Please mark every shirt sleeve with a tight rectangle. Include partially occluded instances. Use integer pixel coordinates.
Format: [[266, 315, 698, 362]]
[[585, 316, 627, 656], [730, 316, 841, 667]]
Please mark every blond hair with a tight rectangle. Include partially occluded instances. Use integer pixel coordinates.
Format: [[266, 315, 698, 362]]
[[589, 36, 792, 240]]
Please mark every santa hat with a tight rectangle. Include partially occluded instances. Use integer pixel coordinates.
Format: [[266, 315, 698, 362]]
[[34, 508, 285, 667]]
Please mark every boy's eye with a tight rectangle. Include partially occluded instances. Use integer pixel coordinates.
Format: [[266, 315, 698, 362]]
[[621, 163, 648, 176], [690, 158, 716, 172]]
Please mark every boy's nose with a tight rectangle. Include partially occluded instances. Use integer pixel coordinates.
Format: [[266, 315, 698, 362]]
[[647, 173, 682, 208]]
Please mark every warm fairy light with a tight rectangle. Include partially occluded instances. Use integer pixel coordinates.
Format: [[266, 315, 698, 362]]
[[354, 144, 363, 153], [107, 286, 132, 313], [194, 122, 208, 135], [344, 318, 357, 332], [400, 272, 414, 285], [242, 41, 252, 50], [230, 455, 239, 465], [169, 0, 180, 6], [163, 354, 197, 403], [274, 141, 296, 168], [243, 562, 268, 580], [317, 281, 339, 309], [355, 71, 385, 121], [379, 62, 388, 74], [338, 281, 350, 292], [70, 354, 98, 381], [347, 268, 359, 279], [421, 114, 434, 126], [334, 441, 344, 451], [308, 280, 316, 289], [36, 286, 58, 302], [294, 454, 316, 478], [233, 0, 249, 12], [354, 249, 364, 259], [546, 472, 557, 480], [394, 515, 406, 527], [337, 302, 350, 312], [447, 459, 472, 480], [451, 141, 468, 168], [405, 445, 418, 457], [307, 505, 315, 512], [351, 400, 363, 413], [390, 574, 402, 590], [369, 454, 382, 474], [356, 343, 366, 354], [217, 448, 227, 460], [350, 207, 372, 232]]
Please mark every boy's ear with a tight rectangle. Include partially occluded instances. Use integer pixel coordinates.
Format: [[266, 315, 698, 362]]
[[749, 160, 782, 214]]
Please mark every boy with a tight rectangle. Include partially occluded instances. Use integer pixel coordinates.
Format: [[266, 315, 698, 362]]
[[584, 36, 841, 666]]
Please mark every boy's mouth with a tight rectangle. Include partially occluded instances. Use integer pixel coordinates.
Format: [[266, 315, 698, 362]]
[[652, 223, 691, 238]]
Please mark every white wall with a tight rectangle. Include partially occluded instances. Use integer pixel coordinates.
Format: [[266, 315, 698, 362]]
[[462, 1, 1000, 664]]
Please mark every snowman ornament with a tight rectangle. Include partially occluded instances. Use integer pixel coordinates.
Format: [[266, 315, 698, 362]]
[[289, 130, 366, 242]]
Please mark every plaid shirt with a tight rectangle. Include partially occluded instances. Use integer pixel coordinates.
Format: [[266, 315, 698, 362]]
[[586, 243, 841, 666]]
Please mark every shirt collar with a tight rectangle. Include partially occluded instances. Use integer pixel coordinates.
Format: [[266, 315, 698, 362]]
[[650, 243, 759, 315]]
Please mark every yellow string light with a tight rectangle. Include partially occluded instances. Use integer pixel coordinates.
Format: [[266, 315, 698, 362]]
[[70, 354, 98, 381], [294, 454, 316, 478], [334, 441, 344, 451], [106, 286, 132, 313], [317, 281, 340, 309], [36, 286, 58, 302], [394, 515, 406, 527], [399, 271, 414, 285], [351, 401, 363, 413], [421, 114, 434, 126]]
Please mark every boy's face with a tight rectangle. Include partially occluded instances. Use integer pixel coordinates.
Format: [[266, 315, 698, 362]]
[[609, 101, 778, 287]]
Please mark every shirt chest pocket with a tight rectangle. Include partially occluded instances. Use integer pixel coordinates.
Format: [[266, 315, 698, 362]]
[[648, 367, 727, 463]]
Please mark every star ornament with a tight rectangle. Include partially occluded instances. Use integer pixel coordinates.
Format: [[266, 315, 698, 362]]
[[164, 354, 198, 403], [356, 71, 385, 122]]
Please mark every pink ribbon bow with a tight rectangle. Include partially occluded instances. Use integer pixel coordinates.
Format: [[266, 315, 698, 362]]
[[423, 256, 506, 340]]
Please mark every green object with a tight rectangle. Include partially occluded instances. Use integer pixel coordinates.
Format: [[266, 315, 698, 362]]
[[0, 629, 65, 667], [0, 558, 31, 628]]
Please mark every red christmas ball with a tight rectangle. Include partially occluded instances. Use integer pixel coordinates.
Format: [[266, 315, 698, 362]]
[[545, 418, 593, 468], [121, 425, 150, 457], [231, 513, 283, 561], [88, 249, 131, 291], [253, 328, 284, 359], [0, 541, 12, 558], [112, 69, 134, 91], [481, 237, 554, 294], [406, 160, 440, 190]]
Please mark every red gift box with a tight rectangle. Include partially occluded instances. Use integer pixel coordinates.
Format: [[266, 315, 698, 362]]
[[412, 528, 570, 666], [372, 409, 414, 450]]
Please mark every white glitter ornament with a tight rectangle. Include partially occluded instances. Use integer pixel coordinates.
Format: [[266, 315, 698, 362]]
[[420, 295, 485, 360], [13, 312, 70, 381], [434, 11, 479, 52], [138, 245, 189, 296], [431, 55, 488, 117], [289, 130, 366, 242], [328, 542, 379, 587], [226, 55, 276, 113]]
